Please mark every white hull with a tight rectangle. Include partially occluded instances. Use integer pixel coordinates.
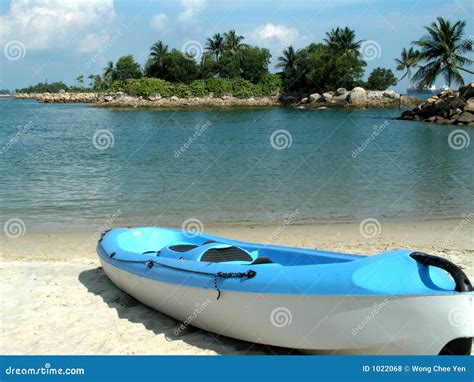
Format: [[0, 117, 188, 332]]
[[101, 260, 474, 355]]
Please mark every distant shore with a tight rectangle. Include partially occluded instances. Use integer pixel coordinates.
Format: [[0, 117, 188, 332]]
[[1, 218, 472, 355], [10, 88, 422, 109]]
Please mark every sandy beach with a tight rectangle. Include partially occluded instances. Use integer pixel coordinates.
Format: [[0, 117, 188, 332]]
[[1, 218, 472, 355]]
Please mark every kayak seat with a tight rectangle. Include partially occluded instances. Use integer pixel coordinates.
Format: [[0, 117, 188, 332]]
[[201, 246, 253, 263], [168, 244, 199, 252]]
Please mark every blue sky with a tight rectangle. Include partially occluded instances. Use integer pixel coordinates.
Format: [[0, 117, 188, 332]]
[[0, 0, 473, 92]]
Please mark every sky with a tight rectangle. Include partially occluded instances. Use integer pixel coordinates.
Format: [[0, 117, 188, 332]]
[[0, 0, 473, 92]]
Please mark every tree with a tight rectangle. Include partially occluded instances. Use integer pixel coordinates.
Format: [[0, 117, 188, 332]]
[[240, 46, 271, 83], [113, 55, 142, 81], [164, 49, 200, 83], [88, 74, 95, 88], [146, 41, 169, 78], [93, 75, 103, 90], [276, 46, 299, 90], [75, 74, 84, 88], [366, 67, 397, 90], [224, 30, 245, 55], [324, 27, 363, 56], [103, 61, 114, 87], [412, 17, 473, 87], [205, 33, 224, 65], [394, 47, 420, 84]]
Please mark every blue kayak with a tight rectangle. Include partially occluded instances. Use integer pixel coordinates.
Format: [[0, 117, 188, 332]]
[[97, 226, 473, 355]]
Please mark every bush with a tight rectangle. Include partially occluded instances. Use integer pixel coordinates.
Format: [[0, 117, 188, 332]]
[[114, 76, 283, 98]]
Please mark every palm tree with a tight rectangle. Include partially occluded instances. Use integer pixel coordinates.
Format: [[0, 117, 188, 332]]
[[148, 40, 169, 78], [224, 30, 245, 55], [394, 47, 420, 84], [75, 74, 84, 88], [205, 33, 224, 63], [324, 27, 363, 56], [103, 61, 114, 86], [412, 17, 473, 87], [88, 74, 95, 88], [276, 46, 297, 72]]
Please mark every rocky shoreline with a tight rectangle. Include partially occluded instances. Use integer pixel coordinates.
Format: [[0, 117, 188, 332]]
[[12, 87, 421, 109], [398, 82, 474, 126]]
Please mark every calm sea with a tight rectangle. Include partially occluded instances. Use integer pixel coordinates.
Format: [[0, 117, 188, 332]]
[[1, 99, 473, 231]]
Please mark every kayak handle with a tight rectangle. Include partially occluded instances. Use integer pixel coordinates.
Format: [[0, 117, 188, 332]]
[[410, 252, 473, 292]]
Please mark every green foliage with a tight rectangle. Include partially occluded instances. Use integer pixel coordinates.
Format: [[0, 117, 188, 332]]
[[280, 43, 366, 92], [366, 67, 396, 90], [240, 46, 271, 83], [17, 81, 69, 93], [117, 75, 282, 98], [113, 55, 142, 81], [411, 17, 473, 87]]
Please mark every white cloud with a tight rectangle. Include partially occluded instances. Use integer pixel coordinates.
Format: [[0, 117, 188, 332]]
[[178, 0, 207, 24], [79, 31, 111, 53], [150, 13, 168, 32], [251, 23, 299, 47], [0, 0, 116, 50]]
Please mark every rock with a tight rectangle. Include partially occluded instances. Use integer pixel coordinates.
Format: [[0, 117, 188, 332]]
[[321, 92, 333, 102], [58, 89, 66, 94], [300, 97, 309, 104], [456, 111, 474, 123], [335, 88, 348, 96], [349, 87, 367, 106], [459, 83, 474, 99], [427, 96, 438, 103], [383, 90, 399, 99], [104, 95, 113, 102], [114, 92, 124, 99], [464, 98, 474, 113], [170, 96, 179, 101], [309, 93, 320, 103], [147, 93, 161, 101]]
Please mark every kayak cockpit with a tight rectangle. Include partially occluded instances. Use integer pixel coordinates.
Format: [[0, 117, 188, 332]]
[[112, 227, 361, 266]]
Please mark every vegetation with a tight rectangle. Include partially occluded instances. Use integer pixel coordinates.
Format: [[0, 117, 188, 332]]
[[16, 81, 69, 93], [366, 67, 397, 90], [16, 17, 471, 96], [396, 17, 472, 87]]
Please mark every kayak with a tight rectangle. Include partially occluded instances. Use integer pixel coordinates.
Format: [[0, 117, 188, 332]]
[[97, 226, 473, 355]]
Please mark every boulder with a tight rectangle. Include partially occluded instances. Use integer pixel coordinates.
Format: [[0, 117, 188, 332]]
[[459, 83, 474, 99], [114, 92, 125, 99], [321, 92, 333, 102], [309, 93, 320, 103], [456, 111, 474, 123], [349, 87, 367, 106], [464, 98, 474, 113], [170, 96, 179, 101], [335, 88, 348, 96], [300, 97, 309, 104], [147, 93, 161, 101]]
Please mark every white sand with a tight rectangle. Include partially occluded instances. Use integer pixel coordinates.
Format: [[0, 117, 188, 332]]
[[1, 219, 472, 355]]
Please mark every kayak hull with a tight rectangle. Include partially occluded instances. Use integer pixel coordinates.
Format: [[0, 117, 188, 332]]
[[100, 256, 473, 355]]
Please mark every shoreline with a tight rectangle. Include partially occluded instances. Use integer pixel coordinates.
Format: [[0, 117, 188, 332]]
[[1, 218, 472, 355], [10, 89, 422, 109]]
